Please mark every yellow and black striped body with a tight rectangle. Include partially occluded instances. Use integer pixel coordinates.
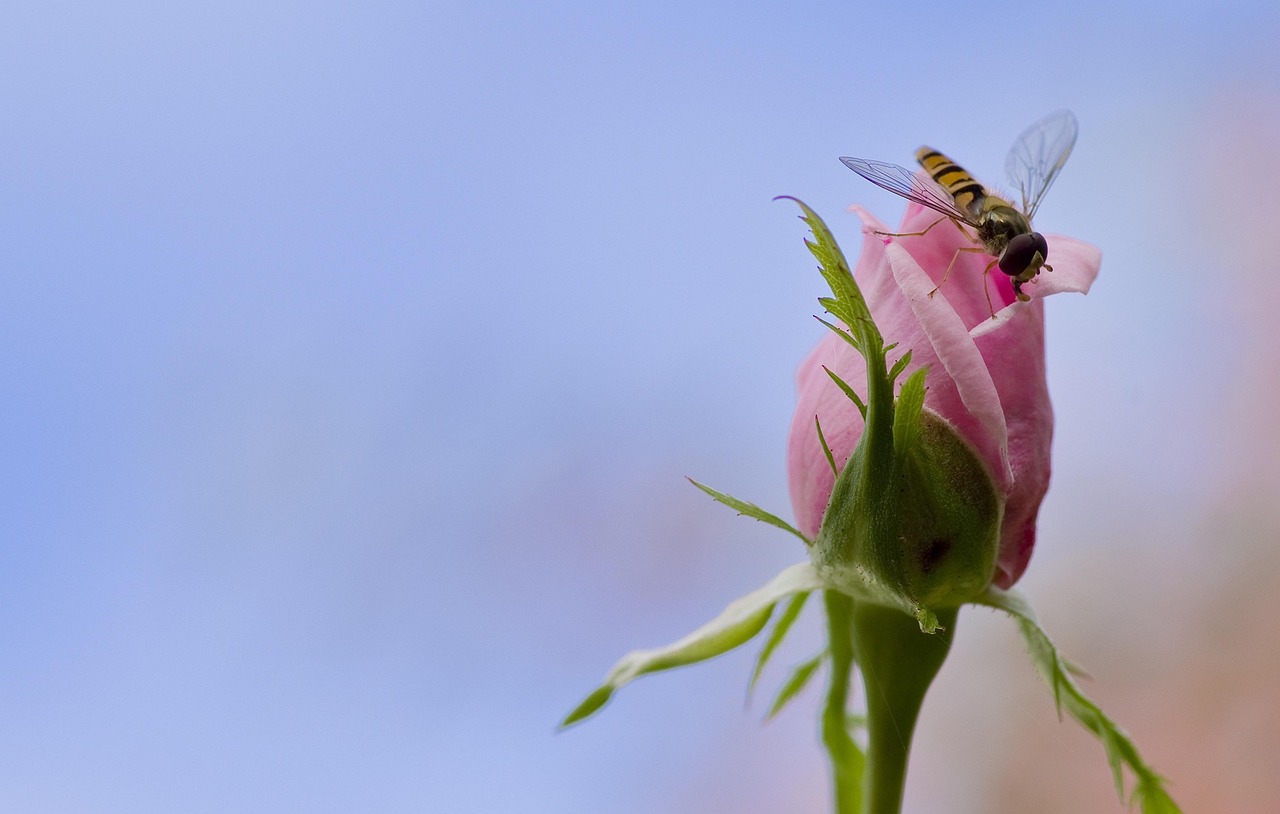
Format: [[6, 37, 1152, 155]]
[[914, 146, 1039, 292], [915, 147, 991, 216]]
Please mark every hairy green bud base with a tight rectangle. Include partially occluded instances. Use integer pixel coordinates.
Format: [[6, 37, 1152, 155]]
[[812, 409, 1000, 616]]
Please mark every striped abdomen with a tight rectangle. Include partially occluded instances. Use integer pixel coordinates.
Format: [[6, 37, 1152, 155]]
[[915, 147, 986, 214]]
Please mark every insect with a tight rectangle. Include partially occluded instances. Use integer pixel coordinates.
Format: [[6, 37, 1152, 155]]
[[839, 110, 1078, 307]]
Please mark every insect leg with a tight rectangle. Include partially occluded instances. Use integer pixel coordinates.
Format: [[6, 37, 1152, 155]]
[[873, 216, 950, 239], [928, 246, 987, 299], [981, 259, 999, 316]]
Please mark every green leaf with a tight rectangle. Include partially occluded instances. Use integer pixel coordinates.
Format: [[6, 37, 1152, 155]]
[[560, 562, 824, 728], [687, 478, 811, 546], [815, 416, 838, 478], [892, 368, 928, 461], [766, 650, 826, 720], [822, 366, 867, 419], [977, 588, 1183, 814]]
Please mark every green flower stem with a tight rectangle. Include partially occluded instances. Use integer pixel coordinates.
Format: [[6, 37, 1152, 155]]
[[851, 602, 958, 814], [821, 591, 863, 814]]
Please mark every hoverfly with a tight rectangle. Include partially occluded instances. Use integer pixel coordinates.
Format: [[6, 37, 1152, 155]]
[[839, 110, 1078, 307]]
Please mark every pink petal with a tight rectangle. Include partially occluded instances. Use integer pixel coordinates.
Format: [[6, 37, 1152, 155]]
[[845, 206, 900, 312], [972, 299, 1051, 587], [1021, 235, 1102, 298], [884, 241, 1012, 486], [787, 332, 867, 540], [886, 203, 1015, 329]]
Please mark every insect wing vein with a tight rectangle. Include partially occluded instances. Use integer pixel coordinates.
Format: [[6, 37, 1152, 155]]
[[1004, 110, 1078, 220], [839, 157, 976, 227]]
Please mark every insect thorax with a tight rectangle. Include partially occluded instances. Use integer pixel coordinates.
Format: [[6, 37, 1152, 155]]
[[974, 201, 1030, 254]]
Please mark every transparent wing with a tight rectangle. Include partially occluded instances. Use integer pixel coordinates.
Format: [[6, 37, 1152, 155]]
[[839, 156, 978, 227], [1004, 110, 1078, 220]]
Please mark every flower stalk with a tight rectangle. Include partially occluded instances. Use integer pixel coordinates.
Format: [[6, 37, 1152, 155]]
[[821, 591, 862, 814], [851, 602, 957, 814], [561, 194, 1180, 814]]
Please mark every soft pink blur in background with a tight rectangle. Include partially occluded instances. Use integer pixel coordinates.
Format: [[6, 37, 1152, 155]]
[[955, 85, 1280, 814]]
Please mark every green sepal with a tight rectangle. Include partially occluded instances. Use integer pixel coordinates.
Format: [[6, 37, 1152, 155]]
[[815, 315, 860, 352], [888, 349, 914, 387], [749, 591, 811, 697], [814, 409, 1001, 623], [891, 368, 927, 461], [779, 196, 883, 358], [766, 650, 826, 720], [686, 477, 811, 546], [560, 562, 823, 728], [897, 410, 1001, 609], [976, 587, 1183, 814], [785, 199, 906, 614], [815, 416, 838, 478], [822, 366, 866, 419]]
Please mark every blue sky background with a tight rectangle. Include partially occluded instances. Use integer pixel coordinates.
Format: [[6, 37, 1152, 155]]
[[2, 2, 1278, 812]]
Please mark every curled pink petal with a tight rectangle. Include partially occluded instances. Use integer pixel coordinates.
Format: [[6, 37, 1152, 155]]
[[1020, 235, 1102, 298], [885, 240, 1011, 486]]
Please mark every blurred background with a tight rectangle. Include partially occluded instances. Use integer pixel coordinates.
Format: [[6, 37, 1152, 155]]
[[1, 1, 1277, 811]]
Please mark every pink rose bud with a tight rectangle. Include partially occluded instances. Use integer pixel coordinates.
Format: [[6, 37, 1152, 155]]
[[788, 202, 1101, 599]]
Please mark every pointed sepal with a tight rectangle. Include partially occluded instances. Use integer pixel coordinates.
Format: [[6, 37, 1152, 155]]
[[976, 587, 1183, 814], [749, 591, 812, 697], [687, 478, 811, 546], [560, 562, 823, 728]]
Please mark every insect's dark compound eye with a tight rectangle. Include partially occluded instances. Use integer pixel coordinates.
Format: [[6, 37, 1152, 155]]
[[998, 232, 1049, 276]]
